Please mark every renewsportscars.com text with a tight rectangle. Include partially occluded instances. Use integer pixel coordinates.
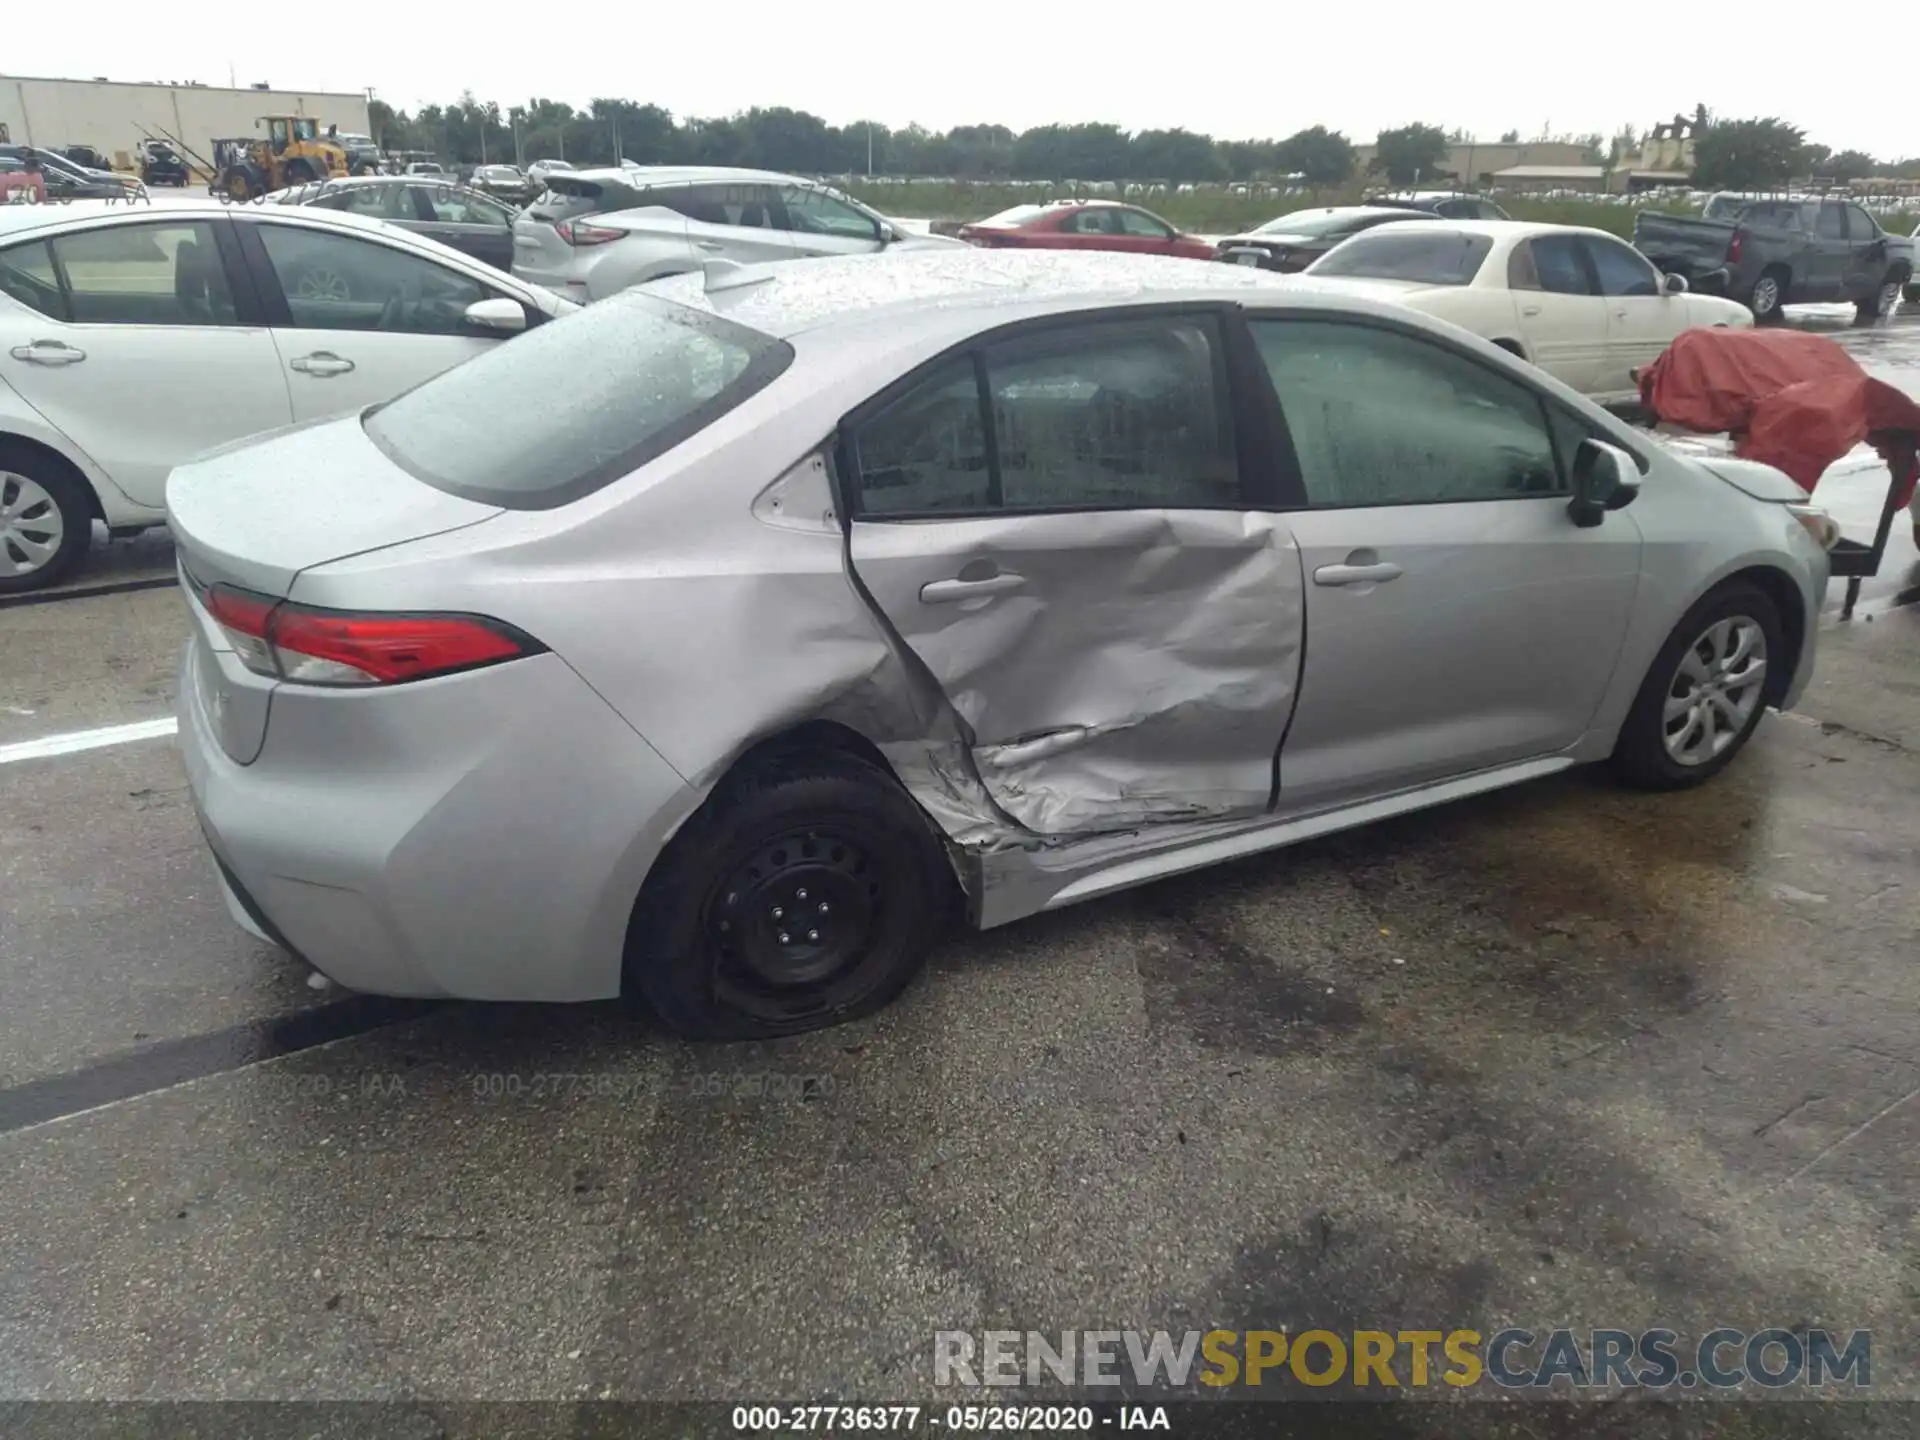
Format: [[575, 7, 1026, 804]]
[[934, 1327, 1872, 1390]]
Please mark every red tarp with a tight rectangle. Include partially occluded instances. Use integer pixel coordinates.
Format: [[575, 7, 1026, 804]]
[[1637, 327, 1920, 508]]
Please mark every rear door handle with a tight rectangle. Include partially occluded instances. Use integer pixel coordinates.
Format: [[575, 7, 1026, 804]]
[[1521, 304, 1542, 317], [10, 340, 86, 365], [1313, 561, 1403, 587], [694, 240, 725, 252], [289, 351, 355, 377], [920, 572, 1027, 604]]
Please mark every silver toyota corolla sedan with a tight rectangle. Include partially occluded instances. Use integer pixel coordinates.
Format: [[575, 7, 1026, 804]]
[[168, 250, 1840, 1039]]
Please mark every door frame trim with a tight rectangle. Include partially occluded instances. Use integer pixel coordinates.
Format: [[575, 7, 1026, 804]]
[[974, 753, 1576, 928]]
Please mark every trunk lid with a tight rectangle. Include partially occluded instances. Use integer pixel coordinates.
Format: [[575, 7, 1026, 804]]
[[166, 410, 503, 598], [170, 412, 505, 765]]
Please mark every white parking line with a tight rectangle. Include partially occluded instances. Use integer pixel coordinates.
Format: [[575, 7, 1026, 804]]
[[0, 717, 178, 766]]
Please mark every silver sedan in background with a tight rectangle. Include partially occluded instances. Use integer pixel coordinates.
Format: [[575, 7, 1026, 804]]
[[167, 252, 1838, 1039]]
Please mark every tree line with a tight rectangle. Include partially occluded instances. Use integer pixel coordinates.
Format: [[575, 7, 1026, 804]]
[[368, 96, 1917, 189]]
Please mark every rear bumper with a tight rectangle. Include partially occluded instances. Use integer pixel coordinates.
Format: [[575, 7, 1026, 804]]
[[177, 641, 698, 1002]]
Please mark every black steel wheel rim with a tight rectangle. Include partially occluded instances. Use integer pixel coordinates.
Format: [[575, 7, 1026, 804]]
[[706, 826, 888, 1021]]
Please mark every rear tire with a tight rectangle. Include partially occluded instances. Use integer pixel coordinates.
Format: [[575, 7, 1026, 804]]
[[1609, 581, 1784, 791], [0, 444, 93, 594], [1746, 267, 1788, 324], [624, 750, 954, 1040]]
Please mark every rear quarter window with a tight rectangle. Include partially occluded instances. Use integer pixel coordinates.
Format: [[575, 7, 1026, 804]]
[[362, 291, 793, 510]]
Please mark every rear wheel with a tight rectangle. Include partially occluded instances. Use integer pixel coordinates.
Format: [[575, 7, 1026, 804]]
[[624, 751, 954, 1039], [1746, 268, 1788, 324], [0, 446, 92, 594], [1610, 582, 1783, 790]]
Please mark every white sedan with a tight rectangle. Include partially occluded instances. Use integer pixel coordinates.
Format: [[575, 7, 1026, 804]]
[[1298, 220, 1753, 405], [0, 200, 576, 592]]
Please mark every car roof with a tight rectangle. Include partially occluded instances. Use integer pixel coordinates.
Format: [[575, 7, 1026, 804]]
[[1338, 218, 1623, 243], [0, 197, 437, 241], [648, 248, 1446, 342]]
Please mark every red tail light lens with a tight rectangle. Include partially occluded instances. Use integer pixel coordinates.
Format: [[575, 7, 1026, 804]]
[[203, 583, 543, 686], [556, 219, 623, 246], [1728, 231, 1744, 264]]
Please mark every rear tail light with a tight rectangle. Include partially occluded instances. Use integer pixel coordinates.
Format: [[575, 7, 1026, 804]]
[[1728, 231, 1744, 264], [555, 219, 623, 246], [203, 583, 544, 686]]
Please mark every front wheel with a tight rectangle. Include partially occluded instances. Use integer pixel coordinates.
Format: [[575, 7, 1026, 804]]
[[1609, 582, 1784, 790], [1855, 272, 1905, 326], [625, 751, 955, 1039]]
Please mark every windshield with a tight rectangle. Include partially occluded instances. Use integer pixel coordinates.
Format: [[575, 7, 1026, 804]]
[[1256, 209, 1396, 239], [979, 205, 1046, 227], [1309, 230, 1494, 285], [291, 118, 318, 141], [363, 293, 793, 509]]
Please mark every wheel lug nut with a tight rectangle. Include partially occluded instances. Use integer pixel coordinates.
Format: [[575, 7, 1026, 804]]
[[771, 907, 783, 920], [818, 902, 829, 914], [796, 888, 809, 900], [778, 932, 791, 944], [807, 930, 820, 942]]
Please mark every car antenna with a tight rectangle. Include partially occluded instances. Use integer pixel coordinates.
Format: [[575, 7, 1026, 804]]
[[702, 257, 775, 294]]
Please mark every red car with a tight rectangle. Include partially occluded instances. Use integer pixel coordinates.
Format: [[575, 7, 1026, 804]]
[[957, 200, 1216, 259], [0, 153, 46, 205]]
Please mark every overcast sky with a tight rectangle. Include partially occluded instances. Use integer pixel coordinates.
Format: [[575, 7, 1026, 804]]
[[11, 6, 1916, 159]]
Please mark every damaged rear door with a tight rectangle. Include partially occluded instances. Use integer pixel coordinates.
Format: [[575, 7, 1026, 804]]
[[840, 306, 1304, 837]]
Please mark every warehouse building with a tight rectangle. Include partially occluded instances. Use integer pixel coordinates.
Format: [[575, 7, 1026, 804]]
[[1, 74, 371, 174]]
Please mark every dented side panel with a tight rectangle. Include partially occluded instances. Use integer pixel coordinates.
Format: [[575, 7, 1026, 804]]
[[847, 509, 1305, 836]]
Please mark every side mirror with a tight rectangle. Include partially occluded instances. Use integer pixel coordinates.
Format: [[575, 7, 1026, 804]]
[[1661, 271, 1688, 296], [463, 297, 527, 335], [1568, 438, 1640, 528]]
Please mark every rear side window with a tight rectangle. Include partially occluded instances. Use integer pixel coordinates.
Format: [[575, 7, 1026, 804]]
[[1310, 230, 1492, 285], [363, 291, 793, 510], [849, 313, 1240, 517], [1530, 234, 1595, 295], [529, 176, 646, 223], [49, 222, 238, 325], [0, 240, 62, 318]]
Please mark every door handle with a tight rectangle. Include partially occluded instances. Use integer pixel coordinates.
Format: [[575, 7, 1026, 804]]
[[920, 572, 1027, 604], [1521, 304, 1542, 317], [1614, 308, 1630, 319], [10, 340, 86, 365], [289, 352, 355, 376], [1313, 561, 1403, 587], [694, 240, 725, 252]]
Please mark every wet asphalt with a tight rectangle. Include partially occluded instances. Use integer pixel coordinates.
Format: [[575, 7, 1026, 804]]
[[0, 314, 1916, 1426]]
